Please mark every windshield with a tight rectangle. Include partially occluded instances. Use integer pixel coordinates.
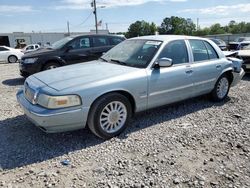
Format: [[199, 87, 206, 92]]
[[211, 39, 220, 45], [51, 36, 74, 49], [101, 39, 162, 68]]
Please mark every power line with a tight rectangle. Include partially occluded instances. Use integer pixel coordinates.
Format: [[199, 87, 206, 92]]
[[69, 12, 93, 28]]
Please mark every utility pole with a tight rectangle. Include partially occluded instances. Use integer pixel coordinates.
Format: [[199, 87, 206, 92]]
[[105, 23, 108, 31], [93, 0, 98, 34], [67, 21, 70, 36], [197, 18, 199, 31]]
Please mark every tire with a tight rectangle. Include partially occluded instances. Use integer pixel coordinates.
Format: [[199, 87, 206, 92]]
[[87, 93, 132, 139], [210, 74, 230, 102], [20, 71, 30, 78], [43, 62, 60, 71], [8, 55, 18, 63]]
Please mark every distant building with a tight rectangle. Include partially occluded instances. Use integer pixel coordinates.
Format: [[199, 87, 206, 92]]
[[0, 30, 109, 48]]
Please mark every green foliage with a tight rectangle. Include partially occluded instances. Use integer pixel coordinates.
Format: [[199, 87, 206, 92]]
[[196, 20, 250, 36], [158, 16, 196, 35], [124, 18, 250, 38], [126, 20, 157, 38]]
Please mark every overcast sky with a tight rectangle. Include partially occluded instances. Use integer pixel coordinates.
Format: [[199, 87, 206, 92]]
[[0, 0, 250, 33]]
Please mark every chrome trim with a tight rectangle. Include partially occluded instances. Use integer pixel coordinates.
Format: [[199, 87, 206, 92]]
[[149, 83, 193, 97], [29, 108, 82, 117], [139, 95, 147, 99], [194, 78, 216, 86], [33, 90, 39, 104]]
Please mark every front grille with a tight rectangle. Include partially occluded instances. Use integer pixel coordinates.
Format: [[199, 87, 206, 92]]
[[20, 59, 24, 64], [24, 82, 35, 104]]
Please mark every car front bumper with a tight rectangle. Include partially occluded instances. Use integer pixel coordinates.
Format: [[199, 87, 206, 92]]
[[231, 68, 245, 87], [19, 61, 41, 76], [16, 89, 89, 133]]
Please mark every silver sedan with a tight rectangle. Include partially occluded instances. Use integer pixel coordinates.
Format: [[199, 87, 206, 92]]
[[17, 35, 245, 139]]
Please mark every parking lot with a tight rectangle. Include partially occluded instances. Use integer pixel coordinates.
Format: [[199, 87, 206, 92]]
[[0, 63, 249, 187]]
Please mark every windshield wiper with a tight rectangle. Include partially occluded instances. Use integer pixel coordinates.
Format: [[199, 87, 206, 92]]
[[110, 59, 127, 66], [100, 57, 108, 62]]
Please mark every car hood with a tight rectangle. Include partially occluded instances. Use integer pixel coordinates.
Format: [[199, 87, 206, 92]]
[[33, 60, 141, 91], [22, 48, 57, 58]]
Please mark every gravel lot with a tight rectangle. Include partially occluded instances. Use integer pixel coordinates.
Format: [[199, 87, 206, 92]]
[[0, 63, 249, 188]]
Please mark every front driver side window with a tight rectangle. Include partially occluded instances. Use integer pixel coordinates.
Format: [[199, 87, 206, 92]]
[[158, 40, 189, 65]]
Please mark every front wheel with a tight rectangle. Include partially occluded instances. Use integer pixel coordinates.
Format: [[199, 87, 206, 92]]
[[210, 75, 230, 102], [43, 62, 60, 71], [87, 93, 132, 139]]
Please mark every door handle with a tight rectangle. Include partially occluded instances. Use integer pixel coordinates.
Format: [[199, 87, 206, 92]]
[[216, 65, 222, 69], [185, 70, 193, 74]]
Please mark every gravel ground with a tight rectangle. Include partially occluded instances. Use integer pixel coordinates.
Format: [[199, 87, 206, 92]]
[[0, 63, 249, 188]]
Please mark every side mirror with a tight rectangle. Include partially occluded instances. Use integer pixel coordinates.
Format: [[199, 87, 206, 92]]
[[155, 58, 173, 68], [65, 45, 73, 52]]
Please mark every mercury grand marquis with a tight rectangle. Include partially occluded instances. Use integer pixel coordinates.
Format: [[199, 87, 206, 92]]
[[17, 35, 245, 139]]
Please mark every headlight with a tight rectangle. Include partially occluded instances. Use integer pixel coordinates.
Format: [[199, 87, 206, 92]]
[[37, 94, 81, 109], [24, 58, 38, 64]]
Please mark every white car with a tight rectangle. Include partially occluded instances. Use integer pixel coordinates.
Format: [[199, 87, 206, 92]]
[[237, 46, 250, 72], [21, 44, 40, 53], [0, 46, 24, 63], [237, 41, 250, 50]]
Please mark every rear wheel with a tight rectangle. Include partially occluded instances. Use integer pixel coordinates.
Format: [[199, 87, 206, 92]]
[[8, 55, 18, 63], [43, 62, 60, 71], [87, 93, 132, 139], [210, 75, 230, 102]]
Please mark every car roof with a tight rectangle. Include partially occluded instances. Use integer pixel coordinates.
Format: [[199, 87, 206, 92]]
[[129, 35, 208, 42], [70, 34, 125, 38]]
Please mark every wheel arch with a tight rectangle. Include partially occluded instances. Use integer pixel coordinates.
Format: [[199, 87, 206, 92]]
[[90, 90, 137, 115], [42, 57, 66, 70], [219, 68, 234, 85]]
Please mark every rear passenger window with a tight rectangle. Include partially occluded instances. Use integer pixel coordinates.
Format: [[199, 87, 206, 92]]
[[93, 37, 108, 47], [189, 40, 209, 62], [204, 41, 218, 60], [158, 40, 189, 65]]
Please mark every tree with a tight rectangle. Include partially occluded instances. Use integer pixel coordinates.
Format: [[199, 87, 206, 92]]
[[194, 20, 250, 36], [126, 20, 157, 38], [158, 16, 196, 35], [194, 27, 210, 36], [209, 23, 226, 34]]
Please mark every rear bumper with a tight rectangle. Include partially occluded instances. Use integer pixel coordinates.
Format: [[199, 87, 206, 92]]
[[242, 64, 250, 73], [16, 89, 89, 133], [231, 68, 245, 87]]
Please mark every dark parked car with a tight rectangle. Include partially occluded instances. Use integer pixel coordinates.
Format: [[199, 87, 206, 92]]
[[19, 34, 125, 77], [210, 38, 227, 51]]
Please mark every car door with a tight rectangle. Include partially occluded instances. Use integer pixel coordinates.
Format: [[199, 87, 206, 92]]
[[63, 36, 94, 64], [0, 47, 10, 62], [91, 36, 112, 59], [147, 40, 195, 109], [188, 39, 222, 95]]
